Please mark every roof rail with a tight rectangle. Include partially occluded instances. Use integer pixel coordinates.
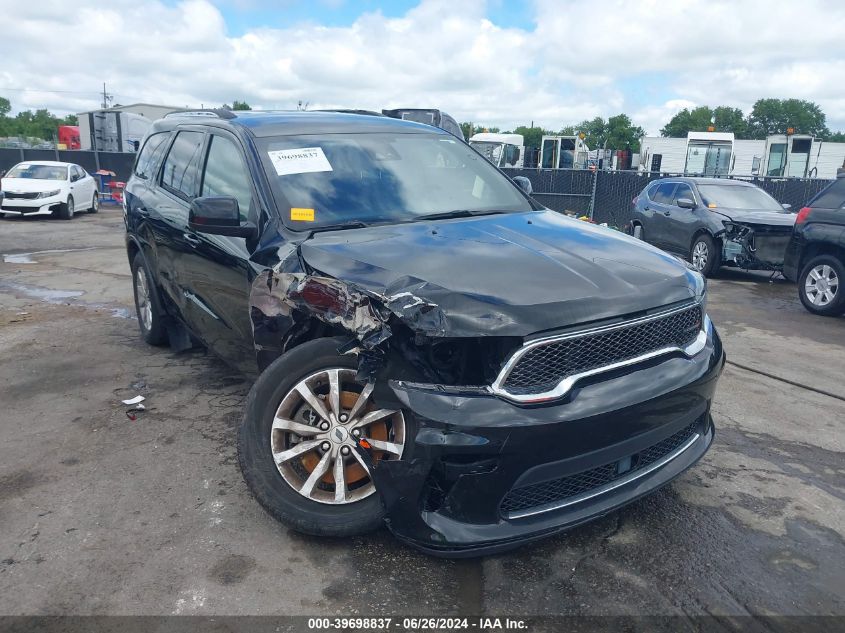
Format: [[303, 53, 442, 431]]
[[163, 109, 236, 120]]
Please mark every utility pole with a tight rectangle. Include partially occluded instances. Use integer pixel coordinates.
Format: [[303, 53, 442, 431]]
[[101, 83, 113, 109]]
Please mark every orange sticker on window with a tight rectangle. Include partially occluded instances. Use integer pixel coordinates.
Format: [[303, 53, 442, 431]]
[[707, 203, 717, 208], [290, 207, 315, 221]]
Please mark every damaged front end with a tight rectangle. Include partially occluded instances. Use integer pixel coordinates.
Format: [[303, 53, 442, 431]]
[[719, 222, 794, 271], [247, 243, 724, 555]]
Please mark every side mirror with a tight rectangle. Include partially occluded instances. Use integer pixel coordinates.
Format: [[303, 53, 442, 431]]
[[676, 197, 696, 209], [189, 196, 256, 238], [782, 203, 792, 211], [512, 176, 533, 195]]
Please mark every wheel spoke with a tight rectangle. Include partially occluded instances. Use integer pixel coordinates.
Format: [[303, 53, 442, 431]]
[[809, 268, 822, 281], [363, 437, 403, 455], [272, 417, 320, 436], [300, 451, 332, 498], [295, 382, 331, 422], [347, 382, 374, 421], [822, 265, 832, 280], [327, 369, 341, 418], [350, 408, 397, 429], [351, 447, 371, 474], [273, 439, 320, 465], [333, 454, 347, 502]]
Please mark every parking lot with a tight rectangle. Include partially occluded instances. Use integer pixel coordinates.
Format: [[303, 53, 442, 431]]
[[0, 206, 843, 617]]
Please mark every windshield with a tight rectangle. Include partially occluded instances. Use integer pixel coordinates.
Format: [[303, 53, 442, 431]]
[[6, 164, 67, 180], [469, 141, 504, 166], [260, 133, 533, 229], [698, 184, 786, 211]]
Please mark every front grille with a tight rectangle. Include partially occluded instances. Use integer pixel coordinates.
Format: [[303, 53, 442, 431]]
[[502, 304, 702, 395], [3, 192, 39, 200], [500, 420, 701, 516]]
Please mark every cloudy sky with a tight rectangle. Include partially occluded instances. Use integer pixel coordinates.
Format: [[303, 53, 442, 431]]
[[1, 0, 844, 135]]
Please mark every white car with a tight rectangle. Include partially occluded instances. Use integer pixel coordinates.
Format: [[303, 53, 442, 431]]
[[0, 161, 99, 219]]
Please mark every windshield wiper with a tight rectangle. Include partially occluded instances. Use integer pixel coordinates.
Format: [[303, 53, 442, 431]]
[[414, 209, 509, 222], [307, 221, 369, 235]]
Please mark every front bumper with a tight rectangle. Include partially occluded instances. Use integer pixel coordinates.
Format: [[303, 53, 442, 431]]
[[0, 195, 62, 215], [367, 321, 724, 556]]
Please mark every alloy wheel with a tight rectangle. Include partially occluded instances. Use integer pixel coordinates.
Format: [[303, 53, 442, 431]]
[[270, 368, 405, 505], [135, 268, 153, 331], [805, 264, 839, 306], [692, 241, 708, 271]]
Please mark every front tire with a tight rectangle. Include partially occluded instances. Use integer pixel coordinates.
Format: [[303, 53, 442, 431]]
[[690, 233, 719, 277], [238, 337, 407, 537], [131, 252, 168, 345], [58, 195, 74, 220], [799, 255, 845, 316]]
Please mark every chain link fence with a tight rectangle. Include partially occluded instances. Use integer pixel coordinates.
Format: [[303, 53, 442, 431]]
[[504, 168, 834, 228]]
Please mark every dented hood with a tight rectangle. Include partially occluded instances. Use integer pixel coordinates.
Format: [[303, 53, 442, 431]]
[[712, 208, 796, 227], [298, 210, 699, 337]]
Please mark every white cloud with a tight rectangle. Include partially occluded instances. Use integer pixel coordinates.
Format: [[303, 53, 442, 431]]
[[0, 0, 844, 135]]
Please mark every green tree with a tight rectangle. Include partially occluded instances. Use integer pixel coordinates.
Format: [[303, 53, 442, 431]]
[[827, 131, 845, 142], [0, 96, 10, 117], [61, 114, 78, 126], [604, 114, 646, 151], [661, 105, 748, 138], [746, 98, 829, 138], [232, 100, 252, 111], [460, 122, 477, 138]]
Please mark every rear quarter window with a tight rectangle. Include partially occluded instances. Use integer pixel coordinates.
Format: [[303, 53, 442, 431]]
[[134, 132, 170, 180], [808, 178, 845, 210]]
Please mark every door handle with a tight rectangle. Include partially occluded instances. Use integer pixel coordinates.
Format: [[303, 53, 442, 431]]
[[183, 233, 201, 247]]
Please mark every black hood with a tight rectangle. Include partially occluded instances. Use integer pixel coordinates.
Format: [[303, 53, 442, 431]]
[[299, 210, 700, 338], [712, 208, 796, 227]]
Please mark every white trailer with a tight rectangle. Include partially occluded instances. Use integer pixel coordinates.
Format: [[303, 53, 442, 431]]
[[638, 131, 845, 178], [539, 135, 590, 169], [78, 110, 153, 152], [469, 132, 525, 168]]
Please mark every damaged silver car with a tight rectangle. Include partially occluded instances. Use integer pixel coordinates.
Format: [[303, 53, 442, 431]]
[[124, 110, 724, 556], [630, 177, 796, 276]]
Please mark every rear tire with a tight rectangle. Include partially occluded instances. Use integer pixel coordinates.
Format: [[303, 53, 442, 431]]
[[58, 195, 74, 220], [690, 233, 719, 277], [131, 252, 168, 345], [89, 193, 99, 213], [633, 223, 644, 240], [798, 255, 845, 316], [238, 337, 406, 537]]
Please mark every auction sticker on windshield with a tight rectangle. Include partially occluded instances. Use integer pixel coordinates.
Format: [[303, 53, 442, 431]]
[[268, 147, 333, 176]]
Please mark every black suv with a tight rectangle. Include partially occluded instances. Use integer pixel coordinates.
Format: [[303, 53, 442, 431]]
[[124, 110, 723, 556], [784, 175, 845, 315]]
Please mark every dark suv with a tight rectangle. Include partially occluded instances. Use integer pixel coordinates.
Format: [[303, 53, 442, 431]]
[[783, 175, 845, 315], [124, 110, 723, 556]]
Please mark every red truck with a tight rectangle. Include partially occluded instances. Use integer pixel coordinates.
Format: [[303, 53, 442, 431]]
[[58, 125, 81, 150]]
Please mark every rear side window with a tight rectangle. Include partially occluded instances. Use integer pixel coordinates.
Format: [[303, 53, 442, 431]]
[[134, 132, 170, 180], [161, 131, 205, 199], [808, 178, 845, 210], [201, 135, 253, 222], [651, 183, 677, 204]]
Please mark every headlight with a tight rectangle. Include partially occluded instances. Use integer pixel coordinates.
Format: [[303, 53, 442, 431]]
[[37, 189, 61, 198]]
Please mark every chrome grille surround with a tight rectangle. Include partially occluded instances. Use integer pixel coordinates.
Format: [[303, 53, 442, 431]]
[[490, 301, 709, 404]]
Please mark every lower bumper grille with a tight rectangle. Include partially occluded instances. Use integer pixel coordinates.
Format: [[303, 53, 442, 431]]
[[501, 419, 702, 517]]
